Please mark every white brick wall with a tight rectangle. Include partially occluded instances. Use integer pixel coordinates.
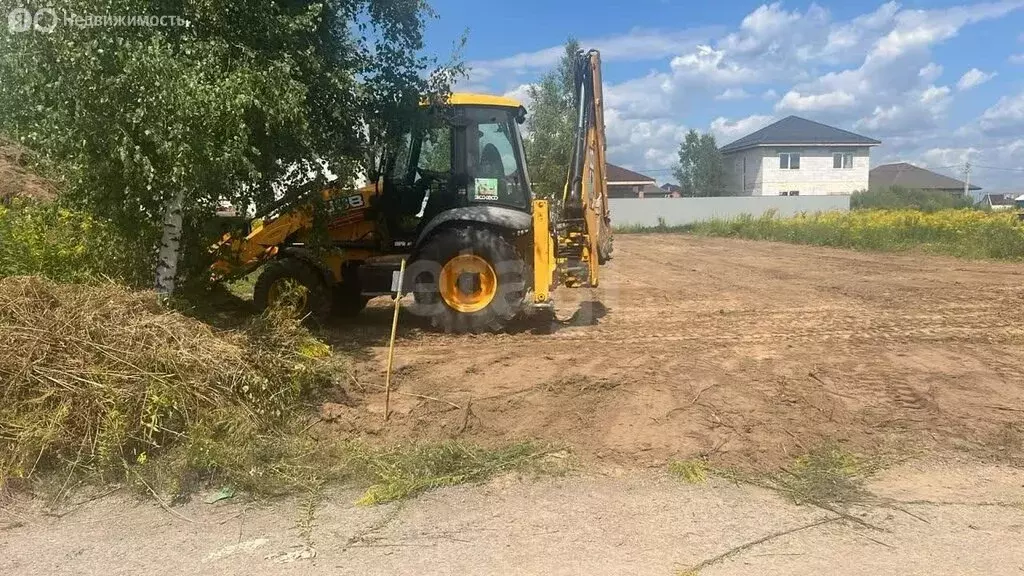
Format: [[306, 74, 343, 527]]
[[724, 146, 872, 196], [724, 149, 763, 195]]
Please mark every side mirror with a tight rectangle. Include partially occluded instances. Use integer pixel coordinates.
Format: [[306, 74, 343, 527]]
[[516, 106, 527, 125]]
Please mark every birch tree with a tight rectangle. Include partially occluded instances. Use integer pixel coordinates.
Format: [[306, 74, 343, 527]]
[[0, 0, 460, 292]]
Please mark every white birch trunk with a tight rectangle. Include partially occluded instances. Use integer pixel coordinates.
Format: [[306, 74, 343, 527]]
[[154, 188, 185, 295]]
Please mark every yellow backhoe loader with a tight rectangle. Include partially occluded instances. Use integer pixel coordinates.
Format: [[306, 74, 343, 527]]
[[210, 49, 612, 333]]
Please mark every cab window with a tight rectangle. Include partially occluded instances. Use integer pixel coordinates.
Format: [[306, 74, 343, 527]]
[[387, 133, 413, 182], [462, 107, 529, 208], [417, 126, 451, 176]]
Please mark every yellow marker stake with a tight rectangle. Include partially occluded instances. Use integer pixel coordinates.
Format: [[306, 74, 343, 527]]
[[384, 259, 406, 423]]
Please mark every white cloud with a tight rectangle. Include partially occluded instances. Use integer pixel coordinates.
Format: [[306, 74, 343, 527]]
[[854, 84, 951, 135], [957, 68, 997, 90], [468, 2, 1024, 184], [918, 147, 979, 169], [467, 27, 717, 80], [919, 62, 943, 82], [710, 115, 775, 143], [502, 84, 534, 107], [669, 45, 757, 85], [604, 107, 688, 171], [604, 73, 676, 118], [920, 84, 952, 109], [871, 1, 1024, 60], [468, 47, 562, 80], [737, 2, 803, 36], [980, 91, 1024, 135], [776, 90, 856, 112], [667, 3, 836, 87], [596, 28, 719, 62], [1010, 53, 1024, 64], [874, 127, 1024, 190], [715, 88, 751, 101], [822, 2, 901, 59], [776, 2, 1022, 123]]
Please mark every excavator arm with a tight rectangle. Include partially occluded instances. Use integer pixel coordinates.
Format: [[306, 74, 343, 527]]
[[532, 49, 611, 304]]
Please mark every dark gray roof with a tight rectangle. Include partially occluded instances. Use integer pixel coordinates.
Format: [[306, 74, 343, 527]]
[[869, 162, 981, 191], [719, 115, 880, 154], [980, 193, 1014, 206]]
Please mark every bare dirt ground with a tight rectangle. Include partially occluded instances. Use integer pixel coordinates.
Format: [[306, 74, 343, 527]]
[[328, 235, 1024, 471], [4, 236, 1024, 575]]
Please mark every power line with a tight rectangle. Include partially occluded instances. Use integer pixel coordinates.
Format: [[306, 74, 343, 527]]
[[971, 164, 1024, 172]]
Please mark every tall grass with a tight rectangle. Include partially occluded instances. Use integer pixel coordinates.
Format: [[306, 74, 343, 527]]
[[0, 277, 561, 501], [851, 186, 975, 212], [684, 209, 1024, 260], [0, 277, 336, 496], [352, 441, 553, 505]]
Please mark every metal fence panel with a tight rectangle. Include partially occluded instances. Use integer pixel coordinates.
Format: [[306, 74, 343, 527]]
[[609, 196, 851, 227]]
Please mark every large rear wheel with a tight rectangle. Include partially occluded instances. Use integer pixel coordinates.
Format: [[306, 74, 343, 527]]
[[412, 227, 525, 333]]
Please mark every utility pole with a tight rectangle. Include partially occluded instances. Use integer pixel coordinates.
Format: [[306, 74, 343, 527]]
[[963, 161, 972, 197]]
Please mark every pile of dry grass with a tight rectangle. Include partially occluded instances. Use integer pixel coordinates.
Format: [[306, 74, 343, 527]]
[[0, 276, 335, 495], [0, 141, 56, 203]]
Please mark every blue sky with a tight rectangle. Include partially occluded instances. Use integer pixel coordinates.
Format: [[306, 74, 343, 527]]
[[423, 0, 1024, 189]]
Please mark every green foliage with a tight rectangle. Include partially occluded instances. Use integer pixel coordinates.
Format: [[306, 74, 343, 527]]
[[0, 0, 461, 284], [524, 38, 580, 200], [0, 200, 152, 285], [852, 186, 976, 212], [674, 130, 727, 197], [638, 209, 1024, 261], [353, 441, 550, 505], [420, 125, 453, 173]]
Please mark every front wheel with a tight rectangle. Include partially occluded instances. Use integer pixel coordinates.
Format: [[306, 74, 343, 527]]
[[253, 258, 331, 321], [411, 228, 525, 334]]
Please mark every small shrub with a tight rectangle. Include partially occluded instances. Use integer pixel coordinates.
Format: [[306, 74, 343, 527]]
[[0, 200, 153, 286], [852, 186, 975, 212]]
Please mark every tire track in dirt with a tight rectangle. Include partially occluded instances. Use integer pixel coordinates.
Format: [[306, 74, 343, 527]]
[[340, 236, 1024, 471]]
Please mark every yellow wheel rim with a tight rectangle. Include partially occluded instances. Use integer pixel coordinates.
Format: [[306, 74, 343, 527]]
[[439, 254, 497, 313], [267, 278, 308, 315]]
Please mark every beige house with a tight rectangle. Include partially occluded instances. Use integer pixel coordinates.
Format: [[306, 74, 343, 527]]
[[720, 116, 880, 196]]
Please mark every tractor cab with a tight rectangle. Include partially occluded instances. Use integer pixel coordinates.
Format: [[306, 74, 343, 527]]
[[376, 95, 532, 249]]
